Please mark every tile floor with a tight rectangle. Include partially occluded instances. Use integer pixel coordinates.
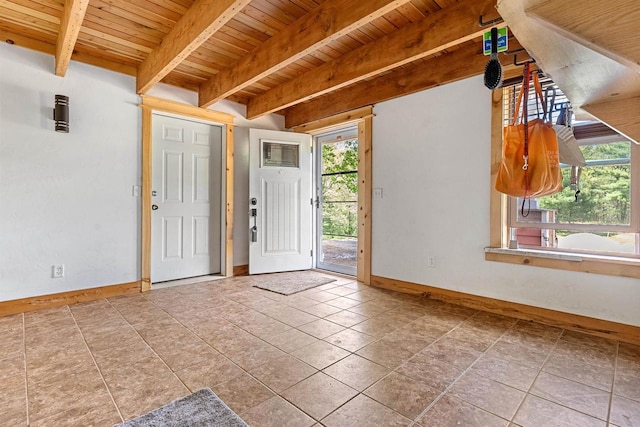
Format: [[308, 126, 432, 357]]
[[1, 272, 639, 426]]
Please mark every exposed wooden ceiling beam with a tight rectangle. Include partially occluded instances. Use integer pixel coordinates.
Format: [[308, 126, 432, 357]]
[[55, 0, 90, 77], [246, 0, 498, 119], [583, 97, 640, 144], [527, 0, 640, 72], [198, 0, 413, 108], [285, 41, 526, 128], [136, 0, 251, 94]]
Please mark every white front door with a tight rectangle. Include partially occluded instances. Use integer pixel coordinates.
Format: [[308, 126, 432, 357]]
[[152, 114, 222, 282], [249, 129, 312, 274]]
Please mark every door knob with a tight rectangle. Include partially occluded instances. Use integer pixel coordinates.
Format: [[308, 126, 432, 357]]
[[152, 204, 158, 210]]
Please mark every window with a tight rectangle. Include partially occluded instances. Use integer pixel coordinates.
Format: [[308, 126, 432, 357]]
[[262, 141, 299, 168], [487, 75, 640, 277]]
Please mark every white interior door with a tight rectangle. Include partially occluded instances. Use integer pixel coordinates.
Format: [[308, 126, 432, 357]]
[[152, 114, 222, 282], [249, 129, 312, 274]]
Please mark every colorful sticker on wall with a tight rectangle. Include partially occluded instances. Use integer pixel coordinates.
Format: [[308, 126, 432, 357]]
[[483, 27, 508, 56]]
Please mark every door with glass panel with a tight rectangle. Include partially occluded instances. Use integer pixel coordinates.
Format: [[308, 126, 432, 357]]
[[315, 127, 358, 276]]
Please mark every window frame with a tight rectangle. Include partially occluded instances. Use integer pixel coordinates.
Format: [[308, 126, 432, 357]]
[[486, 87, 640, 278]]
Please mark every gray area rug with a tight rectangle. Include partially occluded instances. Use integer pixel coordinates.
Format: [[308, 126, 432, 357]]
[[253, 271, 337, 295], [115, 388, 247, 427]]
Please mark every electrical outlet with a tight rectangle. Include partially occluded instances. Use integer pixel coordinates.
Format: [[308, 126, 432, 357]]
[[427, 256, 436, 268], [373, 188, 383, 199], [52, 264, 65, 278]]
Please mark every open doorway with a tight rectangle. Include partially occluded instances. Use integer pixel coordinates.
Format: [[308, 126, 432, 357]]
[[314, 127, 359, 276]]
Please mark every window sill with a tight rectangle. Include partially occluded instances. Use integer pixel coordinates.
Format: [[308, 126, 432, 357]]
[[484, 247, 640, 279]]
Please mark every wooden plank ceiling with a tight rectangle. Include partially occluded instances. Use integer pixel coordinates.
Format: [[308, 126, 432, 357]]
[[0, 0, 524, 126]]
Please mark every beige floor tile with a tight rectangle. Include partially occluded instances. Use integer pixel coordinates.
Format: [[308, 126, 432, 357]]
[[212, 373, 275, 414], [261, 306, 318, 328], [299, 302, 344, 318], [24, 306, 72, 326], [323, 354, 390, 391], [100, 355, 189, 420], [530, 372, 610, 421], [471, 355, 539, 392], [618, 343, 640, 370], [174, 353, 245, 391], [615, 366, 640, 402], [241, 395, 316, 427], [0, 397, 27, 426], [610, 394, 640, 427], [325, 286, 358, 297], [465, 312, 517, 331], [28, 369, 110, 423], [322, 394, 411, 427], [145, 336, 219, 372], [511, 320, 562, 339], [421, 336, 483, 369], [396, 352, 466, 391], [29, 401, 121, 427], [24, 316, 79, 343], [447, 372, 525, 420], [401, 317, 458, 339], [82, 327, 144, 355], [445, 325, 500, 352], [417, 394, 509, 427], [347, 301, 392, 317], [325, 297, 361, 310], [242, 317, 294, 339], [291, 340, 350, 370], [356, 335, 427, 369], [324, 310, 368, 328], [484, 340, 549, 370], [249, 354, 317, 393], [0, 313, 23, 330], [351, 315, 407, 337], [218, 335, 286, 371], [324, 328, 376, 352], [298, 319, 346, 339], [501, 328, 559, 353], [363, 371, 439, 419], [513, 395, 605, 427], [560, 330, 617, 351], [302, 290, 340, 303], [0, 355, 26, 395], [281, 372, 357, 420], [542, 352, 614, 391], [552, 339, 616, 369], [263, 328, 319, 353], [284, 295, 322, 310]]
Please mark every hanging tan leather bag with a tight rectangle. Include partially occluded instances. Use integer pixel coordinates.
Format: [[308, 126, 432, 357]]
[[495, 63, 562, 199]]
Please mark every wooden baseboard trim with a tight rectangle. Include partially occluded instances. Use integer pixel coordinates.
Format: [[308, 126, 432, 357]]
[[370, 275, 640, 346], [0, 281, 142, 317], [233, 264, 249, 276]]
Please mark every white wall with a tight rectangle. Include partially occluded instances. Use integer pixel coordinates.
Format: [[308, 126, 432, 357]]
[[372, 76, 640, 326], [0, 44, 140, 301], [0, 46, 285, 301]]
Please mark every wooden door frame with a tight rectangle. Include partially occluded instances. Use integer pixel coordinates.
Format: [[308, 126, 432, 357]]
[[292, 106, 373, 285], [139, 95, 235, 291]]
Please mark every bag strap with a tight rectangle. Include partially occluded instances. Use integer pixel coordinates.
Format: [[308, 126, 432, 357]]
[[532, 71, 546, 120], [521, 63, 532, 217], [513, 68, 545, 124]]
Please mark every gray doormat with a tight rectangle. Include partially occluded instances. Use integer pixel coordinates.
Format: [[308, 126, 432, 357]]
[[115, 388, 247, 427], [253, 271, 337, 295]]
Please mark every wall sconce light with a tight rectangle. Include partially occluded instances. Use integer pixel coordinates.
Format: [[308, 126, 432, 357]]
[[53, 95, 69, 133]]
